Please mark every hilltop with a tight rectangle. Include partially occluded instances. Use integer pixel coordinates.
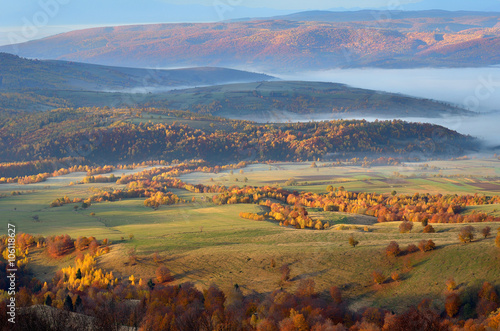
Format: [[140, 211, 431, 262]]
[[0, 53, 273, 92], [2, 10, 500, 70], [144, 81, 474, 119], [0, 78, 474, 118]]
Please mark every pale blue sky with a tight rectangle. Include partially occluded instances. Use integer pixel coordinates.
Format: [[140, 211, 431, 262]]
[[158, 0, 420, 10]]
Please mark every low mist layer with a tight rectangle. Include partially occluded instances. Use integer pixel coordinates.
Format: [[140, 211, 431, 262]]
[[275, 67, 500, 113]]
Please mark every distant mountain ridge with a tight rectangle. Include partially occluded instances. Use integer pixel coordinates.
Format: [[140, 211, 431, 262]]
[[250, 9, 500, 23], [1, 10, 499, 70]]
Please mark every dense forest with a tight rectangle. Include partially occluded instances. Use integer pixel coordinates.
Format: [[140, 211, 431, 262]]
[[0, 107, 478, 166]]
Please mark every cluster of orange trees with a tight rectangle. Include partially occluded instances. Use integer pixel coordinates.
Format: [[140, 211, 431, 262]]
[[50, 160, 500, 229], [0, 158, 168, 185], [0, 107, 477, 164], [0, 228, 499, 329], [239, 212, 265, 221], [144, 192, 181, 209]]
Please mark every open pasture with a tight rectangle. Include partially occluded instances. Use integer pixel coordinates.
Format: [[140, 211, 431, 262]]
[[0, 160, 499, 313]]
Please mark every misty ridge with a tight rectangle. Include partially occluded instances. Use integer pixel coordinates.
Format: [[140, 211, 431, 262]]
[[261, 67, 500, 148], [91, 65, 500, 148]]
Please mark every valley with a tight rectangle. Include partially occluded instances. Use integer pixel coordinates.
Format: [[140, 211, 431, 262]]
[[0, 6, 500, 331]]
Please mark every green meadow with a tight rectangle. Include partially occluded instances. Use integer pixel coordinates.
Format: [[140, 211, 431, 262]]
[[0, 160, 499, 312]]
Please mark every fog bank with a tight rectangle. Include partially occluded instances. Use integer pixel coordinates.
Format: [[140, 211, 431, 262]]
[[275, 67, 500, 113]]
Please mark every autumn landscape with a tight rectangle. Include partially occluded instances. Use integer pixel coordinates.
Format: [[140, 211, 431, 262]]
[[0, 2, 500, 330]]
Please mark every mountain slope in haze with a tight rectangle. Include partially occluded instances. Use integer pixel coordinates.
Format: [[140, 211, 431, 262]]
[[257, 9, 500, 26], [8, 81, 473, 119], [0, 53, 274, 92], [143, 81, 475, 119], [2, 11, 500, 70]]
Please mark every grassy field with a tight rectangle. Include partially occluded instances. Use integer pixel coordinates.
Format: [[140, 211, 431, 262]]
[[180, 158, 500, 196], [0, 160, 499, 313]]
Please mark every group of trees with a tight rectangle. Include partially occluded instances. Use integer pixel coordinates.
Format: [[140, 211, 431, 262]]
[[2, 268, 500, 330], [50, 161, 500, 231], [0, 158, 170, 185], [144, 192, 181, 209], [0, 107, 477, 165], [239, 212, 265, 221], [383, 239, 435, 258], [0, 227, 499, 330], [44, 234, 109, 259]]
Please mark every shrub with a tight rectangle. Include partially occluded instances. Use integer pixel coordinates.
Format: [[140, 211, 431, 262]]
[[446, 278, 457, 292], [391, 271, 401, 282], [385, 241, 401, 257], [418, 240, 436, 252], [425, 240, 436, 251], [407, 244, 419, 253], [423, 225, 435, 233]]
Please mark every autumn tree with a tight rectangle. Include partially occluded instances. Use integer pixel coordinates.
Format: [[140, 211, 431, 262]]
[[63, 295, 74, 312], [155, 266, 174, 283], [399, 221, 413, 233], [385, 241, 400, 257], [349, 235, 359, 248], [46, 234, 74, 257], [458, 226, 475, 243], [445, 292, 460, 318], [481, 226, 491, 238], [477, 282, 500, 316], [407, 244, 419, 254], [204, 285, 225, 315], [75, 236, 90, 251], [88, 239, 99, 255], [372, 270, 385, 285], [280, 264, 291, 283], [329, 286, 342, 304]]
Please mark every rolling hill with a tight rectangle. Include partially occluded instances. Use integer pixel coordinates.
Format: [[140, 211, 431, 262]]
[[0, 53, 473, 117], [141, 81, 474, 119], [0, 78, 474, 118], [2, 10, 500, 70], [0, 53, 273, 92]]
